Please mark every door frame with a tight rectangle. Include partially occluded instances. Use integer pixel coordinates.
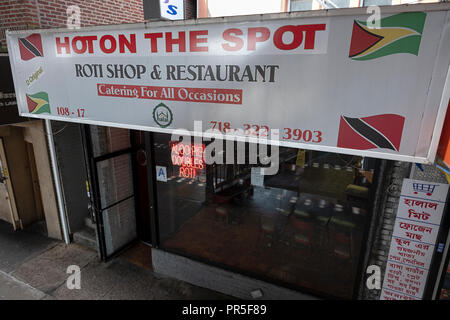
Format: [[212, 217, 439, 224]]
[[25, 142, 44, 221], [83, 125, 157, 261], [0, 137, 21, 230], [144, 131, 160, 247], [130, 130, 153, 245]]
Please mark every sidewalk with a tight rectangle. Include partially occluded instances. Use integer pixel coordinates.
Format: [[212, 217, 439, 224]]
[[0, 270, 49, 300], [0, 220, 228, 300]]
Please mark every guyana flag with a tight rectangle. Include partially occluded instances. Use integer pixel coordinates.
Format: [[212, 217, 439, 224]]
[[349, 12, 426, 61], [26, 91, 51, 114]]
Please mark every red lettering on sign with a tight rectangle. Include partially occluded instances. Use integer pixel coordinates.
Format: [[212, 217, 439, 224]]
[[273, 24, 326, 50], [273, 25, 303, 51], [118, 34, 136, 53], [166, 31, 186, 52], [56, 36, 71, 54], [300, 24, 326, 49], [222, 28, 244, 52], [100, 35, 116, 54], [247, 27, 270, 51], [189, 30, 208, 52]]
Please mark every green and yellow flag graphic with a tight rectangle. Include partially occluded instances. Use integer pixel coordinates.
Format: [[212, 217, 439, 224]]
[[349, 12, 426, 61], [26, 91, 50, 114]]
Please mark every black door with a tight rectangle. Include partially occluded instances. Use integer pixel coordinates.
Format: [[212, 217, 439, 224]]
[[131, 130, 153, 244], [84, 125, 139, 260]]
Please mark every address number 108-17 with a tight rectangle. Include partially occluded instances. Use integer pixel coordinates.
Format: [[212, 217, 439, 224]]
[[56, 106, 85, 118]]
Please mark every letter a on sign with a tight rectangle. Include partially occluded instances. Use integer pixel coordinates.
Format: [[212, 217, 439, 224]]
[[156, 166, 167, 182]]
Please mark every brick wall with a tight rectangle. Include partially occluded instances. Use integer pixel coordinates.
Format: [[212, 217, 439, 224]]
[[109, 128, 132, 201], [362, 161, 411, 299], [37, 0, 144, 29], [361, 162, 448, 300], [184, 0, 197, 19], [0, 0, 144, 248], [0, 0, 36, 50], [0, 0, 40, 29], [0, 0, 145, 50], [0, 0, 198, 58], [1, 0, 196, 255]]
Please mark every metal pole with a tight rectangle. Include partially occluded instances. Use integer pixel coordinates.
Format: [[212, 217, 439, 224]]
[[45, 119, 70, 244]]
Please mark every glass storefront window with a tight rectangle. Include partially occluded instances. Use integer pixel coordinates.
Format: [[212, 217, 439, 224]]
[[291, 0, 352, 11], [440, 261, 450, 300], [331, 0, 351, 7], [96, 154, 134, 209], [291, 0, 314, 11], [290, 0, 441, 11], [361, 0, 441, 5], [154, 132, 376, 298], [89, 125, 136, 257], [361, 0, 393, 6], [90, 125, 131, 157]]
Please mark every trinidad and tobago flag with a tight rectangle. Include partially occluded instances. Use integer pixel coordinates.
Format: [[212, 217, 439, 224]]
[[337, 114, 405, 151], [18, 34, 44, 61], [349, 12, 426, 61], [26, 92, 50, 114]]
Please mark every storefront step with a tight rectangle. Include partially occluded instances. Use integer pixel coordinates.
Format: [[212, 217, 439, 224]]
[[72, 227, 97, 251], [152, 249, 319, 300]]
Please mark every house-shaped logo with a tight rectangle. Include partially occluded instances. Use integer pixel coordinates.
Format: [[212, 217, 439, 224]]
[[152, 103, 173, 128]]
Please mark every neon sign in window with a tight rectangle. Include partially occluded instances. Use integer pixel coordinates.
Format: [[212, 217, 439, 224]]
[[170, 141, 205, 179]]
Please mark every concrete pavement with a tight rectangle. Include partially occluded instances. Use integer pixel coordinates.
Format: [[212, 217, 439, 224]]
[[0, 270, 49, 300], [0, 220, 57, 273], [0, 220, 228, 300]]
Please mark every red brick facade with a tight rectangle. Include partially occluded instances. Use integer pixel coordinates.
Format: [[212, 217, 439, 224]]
[[184, 0, 196, 19], [37, 0, 145, 29], [0, 1, 197, 247], [0, 0, 145, 50], [1, 0, 196, 50], [0, 1, 39, 28], [0, 0, 144, 28]]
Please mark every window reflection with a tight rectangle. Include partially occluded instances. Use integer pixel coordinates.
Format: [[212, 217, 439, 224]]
[[154, 133, 376, 298], [290, 0, 439, 12]]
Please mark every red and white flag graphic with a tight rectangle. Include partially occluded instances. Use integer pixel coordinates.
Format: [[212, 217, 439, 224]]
[[337, 114, 405, 151], [18, 34, 43, 61]]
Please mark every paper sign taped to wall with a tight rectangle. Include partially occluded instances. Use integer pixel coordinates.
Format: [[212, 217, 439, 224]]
[[156, 166, 167, 182]]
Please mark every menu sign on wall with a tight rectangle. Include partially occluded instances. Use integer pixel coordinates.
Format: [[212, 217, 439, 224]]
[[380, 178, 449, 300]]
